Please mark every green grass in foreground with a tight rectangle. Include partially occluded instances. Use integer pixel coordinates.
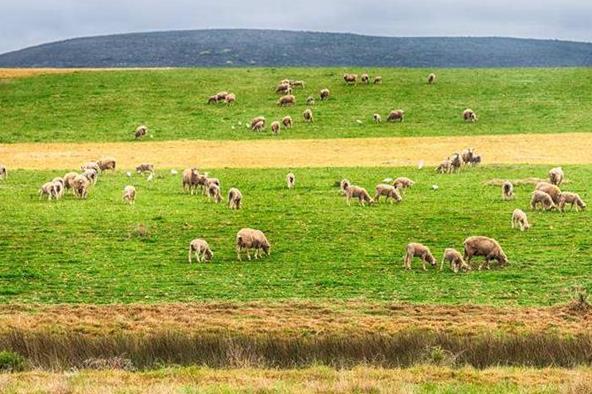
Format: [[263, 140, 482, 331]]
[[0, 67, 591, 143], [0, 165, 590, 304]]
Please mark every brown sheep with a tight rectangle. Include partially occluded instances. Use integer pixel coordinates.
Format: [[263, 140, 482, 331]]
[[373, 76, 382, 84], [436, 159, 453, 174], [275, 83, 292, 95], [63, 172, 79, 193], [470, 155, 482, 165], [271, 121, 281, 135], [531, 190, 556, 211], [279, 79, 290, 85], [252, 120, 265, 132], [250, 116, 266, 129], [345, 185, 374, 206], [393, 177, 415, 190], [208, 183, 222, 203], [97, 157, 116, 172], [511, 208, 530, 231], [373, 113, 382, 123], [81, 161, 101, 173], [502, 181, 514, 200], [182, 168, 200, 194], [207, 95, 218, 104], [374, 184, 402, 203], [215, 91, 228, 101], [463, 236, 508, 270], [0, 164, 6, 180], [122, 185, 136, 204], [440, 248, 470, 273], [463, 108, 478, 122], [404, 243, 437, 271], [73, 175, 91, 199], [461, 148, 475, 165], [290, 80, 305, 88], [277, 95, 296, 107], [188, 239, 213, 263], [287, 172, 296, 189], [306, 96, 315, 106], [136, 163, 154, 174], [134, 125, 148, 139], [361, 73, 370, 84], [387, 110, 404, 122], [427, 73, 437, 84], [320, 88, 330, 100], [558, 192, 586, 212], [52, 177, 65, 199], [82, 169, 98, 185], [224, 93, 236, 105], [340, 179, 351, 195], [236, 228, 271, 261], [449, 153, 462, 172], [548, 167, 564, 186], [228, 187, 242, 210], [38, 182, 58, 201], [535, 182, 562, 204], [282, 116, 293, 129], [303, 109, 314, 123], [343, 73, 357, 84]]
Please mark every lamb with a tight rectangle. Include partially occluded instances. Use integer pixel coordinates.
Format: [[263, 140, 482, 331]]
[[320, 88, 330, 100], [449, 153, 462, 172], [340, 179, 351, 195], [373, 113, 382, 123], [207, 183, 222, 203], [122, 185, 136, 204], [286, 172, 296, 189], [548, 167, 564, 186], [393, 177, 415, 189], [52, 177, 65, 199], [73, 175, 91, 199], [427, 73, 436, 84], [463, 108, 478, 122], [470, 155, 482, 165], [275, 83, 291, 94], [207, 95, 218, 104], [81, 162, 101, 173], [535, 182, 562, 204], [374, 184, 402, 203], [502, 181, 514, 200], [306, 96, 315, 105], [38, 182, 57, 201], [251, 116, 266, 129], [511, 209, 530, 231], [404, 243, 437, 271], [188, 239, 213, 263], [343, 73, 357, 84], [82, 169, 98, 185], [436, 159, 453, 174], [236, 228, 271, 261], [97, 157, 116, 172], [277, 94, 296, 106], [182, 168, 200, 194], [303, 109, 313, 122], [228, 187, 242, 210], [558, 192, 586, 212], [282, 116, 293, 129], [215, 91, 229, 101], [206, 177, 221, 188], [361, 73, 370, 84], [461, 148, 475, 165], [136, 163, 154, 174], [440, 248, 470, 273], [387, 110, 404, 122], [271, 121, 281, 135], [63, 172, 79, 192], [531, 190, 556, 210], [0, 164, 6, 179], [345, 185, 374, 206], [252, 120, 265, 132], [224, 93, 236, 105], [463, 236, 508, 270], [373, 76, 382, 84], [134, 125, 148, 139], [290, 80, 305, 88]]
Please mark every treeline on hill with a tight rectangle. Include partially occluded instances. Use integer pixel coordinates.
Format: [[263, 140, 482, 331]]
[[0, 29, 591, 68]]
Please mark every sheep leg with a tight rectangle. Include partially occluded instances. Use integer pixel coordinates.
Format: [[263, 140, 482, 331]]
[[236, 246, 242, 262], [422, 258, 427, 271], [403, 254, 411, 270], [188, 247, 193, 263], [439, 258, 445, 271], [246, 249, 251, 261]]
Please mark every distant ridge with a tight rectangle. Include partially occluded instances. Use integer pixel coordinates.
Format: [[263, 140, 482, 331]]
[[1, 29, 591, 68]]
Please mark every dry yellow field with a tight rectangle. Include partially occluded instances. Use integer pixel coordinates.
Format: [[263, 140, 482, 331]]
[[0, 67, 168, 80]]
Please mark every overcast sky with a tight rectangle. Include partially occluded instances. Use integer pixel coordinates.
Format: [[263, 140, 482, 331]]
[[1, 0, 591, 54]]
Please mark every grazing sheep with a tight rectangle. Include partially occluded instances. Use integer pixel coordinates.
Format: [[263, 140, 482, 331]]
[[282, 115, 293, 129], [373, 113, 382, 123], [252, 120, 265, 132], [320, 88, 330, 100], [279, 79, 290, 85], [548, 167, 564, 186], [82, 169, 98, 185], [228, 187, 242, 210], [207, 95, 218, 104], [461, 148, 475, 165], [449, 153, 462, 172], [286, 172, 296, 189], [224, 93, 236, 105], [250, 116, 266, 129], [303, 109, 313, 123], [188, 239, 213, 263], [97, 157, 116, 172], [236, 228, 271, 261], [306, 96, 315, 106], [290, 80, 305, 88], [206, 177, 220, 189], [374, 184, 402, 203], [427, 73, 437, 84], [463, 108, 478, 122], [531, 190, 556, 211], [52, 177, 65, 199], [511, 208, 530, 231], [361, 73, 370, 84], [136, 163, 154, 175], [558, 192, 586, 212], [343, 73, 357, 84], [502, 181, 514, 200], [271, 121, 281, 135], [38, 182, 57, 201], [277, 94, 296, 107], [182, 168, 200, 194], [81, 161, 101, 173], [275, 83, 292, 94], [340, 179, 351, 195], [470, 155, 482, 165], [215, 91, 229, 101], [63, 172, 79, 192], [122, 185, 136, 204], [463, 236, 508, 270], [134, 125, 148, 139], [345, 185, 374, 206], [436, 159, 453, 174], [387, 110, 404, 122], [440, 248, 470, 273], [535, 182, 562, 204], [404, 243, 437, 271], [373, 76, 382, 84], [73, 175, 91, 199], [207, 183, 222, 203], [393, 177, 415, 190], [0, 164, 6, 180]]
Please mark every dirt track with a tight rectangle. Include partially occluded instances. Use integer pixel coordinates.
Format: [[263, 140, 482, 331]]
[[1, 133, 591, 169]]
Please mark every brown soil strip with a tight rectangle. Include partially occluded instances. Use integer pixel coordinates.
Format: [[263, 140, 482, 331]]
[[0, 68, 168, 80]]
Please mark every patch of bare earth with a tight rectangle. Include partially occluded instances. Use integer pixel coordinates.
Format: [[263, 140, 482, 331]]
[[0, 68, 169, 80]]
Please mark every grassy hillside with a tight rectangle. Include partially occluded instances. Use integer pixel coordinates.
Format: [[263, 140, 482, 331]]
[[0, 165, 590, 305], [0, 68, 590, 143]]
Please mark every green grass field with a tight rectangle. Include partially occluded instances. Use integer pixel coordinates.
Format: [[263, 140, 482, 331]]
[[0, 68, 591, 143], [0, 165, 589, 305]]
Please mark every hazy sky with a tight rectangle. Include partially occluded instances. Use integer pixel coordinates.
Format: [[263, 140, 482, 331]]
[[1, 0, 591, 54]]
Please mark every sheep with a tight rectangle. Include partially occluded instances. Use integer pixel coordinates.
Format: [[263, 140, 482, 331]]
[[340, 179, 351, 195], [73, 175, 91, 199], [182, 168, 200, 194], [277, 94, 296, 107], [38, 182, 57, 201], [97, 157, 116, 172], [461, 148, 475, 165], [81, 161, 101, 173], [345, 185, 374, 206], [393, 177, 415, 190], [558, 192, 586, 212], [449, 153, 462, 172], [228, 187, 242, 210], [548, 167, 564, 186], [188, 239, 213, 263], [251, 116, 266, 129], [224, 93, 236, 105], [215, 91, 229, 101], [271, 121, 281, 135], [387, 110, 404, 122], [252, 120, 265, 132], [343, 73, 357, 84], [373, 76, 382, 84], [531, 190, 556, 211], [0, 164, 6, 180], [511, 208, 530, 231], [361, 73, 370, 84], [286, 172, 296, 189], [136, 163, 155, 174], [122, 185, 136, 204], [52, 177, 65, 199], [436, 159, 453, 174], [463, 236, 508, 270], [206, 177, 220, 188], [404, 243, 437, 271], [306, 96, 315, 106], [320, 88, 330, 100], [535, 182, 562, 204], [463, 108, 478, 122], [134, 125, 148, 139], [236, 228, 271, 261], [470, 155, 482, 165], [303, 109, 313, 123], [374, 184, 402, 203], [63, 172, 79, 193], [290, 80, 305, 88], [502, 181, 514, 200], [373, 113, 382, 123], [207, 95, 218, 104], [440, 248, 470, 273], [82, 169, 99, 185], [207, 183, 222, 203], [275, 83, 292, 95], [427, 73, 437, 84], [282, 116, 293, 129], [279, 79, 290, 85]]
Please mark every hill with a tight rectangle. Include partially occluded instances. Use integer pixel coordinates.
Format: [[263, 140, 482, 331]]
[[0, 29, 591, 68]]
